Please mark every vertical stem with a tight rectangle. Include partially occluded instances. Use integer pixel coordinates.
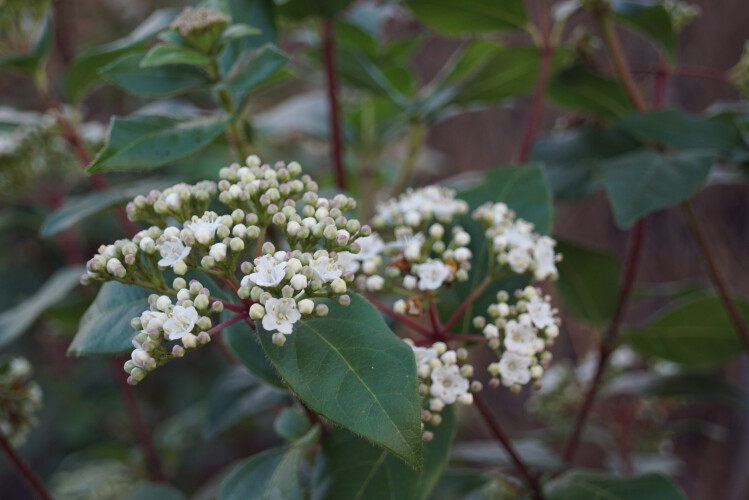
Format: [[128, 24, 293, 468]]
[[321, 17, 346, 190], [473, 394, 545, 499], [516, 0, 553, 163], [595, 10, 646, 111], [388, 121, 427, 198], [682, 202, 749, 351], [109, 359, 168, 482], [562, 218, 646, 462], [0, 432, 54, 500]]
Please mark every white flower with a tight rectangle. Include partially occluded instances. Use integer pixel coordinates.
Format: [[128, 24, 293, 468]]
[[354, 234, 385, 261], [417, 260, 451, 290], [336, 251, 360, 273], [413, 346, 438, 377], [389, 233, 424, 261], [429, 364, 470, 404], [262, 298, 301, 335], [533, 236, 558, 280], [162, 305, 199, 340], [309, 256, 342, 282], [158, 235, 191, 268], [503, 320, 538, 356], [365, 275, 384, 291], [140, 311, 167, 333], [506, 248, 531, 274], [248, 254, 287, 287], [209, 243, 227, 262], [498, 352, 533, 387], [184, 212, 222, 245], [526, 296, 555, 329]]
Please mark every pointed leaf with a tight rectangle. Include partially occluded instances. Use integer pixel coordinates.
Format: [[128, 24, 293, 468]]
[[216, 43, 290, 92], [257, 294, 423, 468], [87, 113, 230, 172], [220, 23, 262, 43], [601, 149, 714, 228], [626, 296, 749, 368], [100, 53, 211, 98], [140, 44, 212, 67], [549, 65, 634, 120], [223, 313, 285, 388], [40, 192, 130, 238], [545, 471, 686, 499], [0, 267, 84, 348], [312, 407, 456, 500], [0, 13, 53, 75], [219, 0, 278, 75], [68, 282, 151, 355], [613, 1, 676, 58], [408, 0, 528, 35]]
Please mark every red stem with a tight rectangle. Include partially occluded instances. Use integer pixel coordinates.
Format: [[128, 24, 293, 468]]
[[562, 218, 646, 462], [109, 358, 168, 482], [368, 299, 433, 337], [653, 62, 668, 109], [210, 298, 245, 313], [429, 302, 442, 334], [473, 393, 545, 499], [321, 17, 346, 190], [516, 3, 553, 163], [207, 313, 246, 336], [0, 431, 54, 500], [440, 277, 492, 335], [631, 65, 729, 83]]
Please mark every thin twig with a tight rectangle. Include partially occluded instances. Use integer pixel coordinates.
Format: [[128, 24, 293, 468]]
[[595, 11, 646, 111], [321, 18, 346, 190], [388, 121, 427, 198], [368, 299, 433, 337], [0, 431, 54, 500], [562, 218, 646, 462], [473, 393, 545, 499], [440, 276, 492, 335], [108, 359, 168, 482]]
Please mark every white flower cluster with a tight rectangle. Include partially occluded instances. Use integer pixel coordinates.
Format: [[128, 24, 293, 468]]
[[124, 278, 219, 385], [474, 286, 560, 392], [126, 181, 218, 227], [239, 245, 353, 346], [473, 202, 560, 281], [374, 186, 469, 228], [409, 342, 480, 439], [0, 356, 43, 447]]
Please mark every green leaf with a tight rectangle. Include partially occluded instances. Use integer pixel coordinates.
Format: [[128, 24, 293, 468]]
[[626, 296, 749, 368], [66, 9, 176, 102], [601, 149, 714, 228], [68, 282, 151, 356], [215, 43, 290, 92], [555, 241, 620, 329], [408, 0, 528, 35], [451, 438, 563, 470], [140, 44, 212, 67], [205, 367, 287, 439], [87, 113, 231, 173], [336, 47, 408, 107], [441, 164, 553, 333], [312, 407, 456, 500], [220, 427, 319, 500], [274, 408, 312, 441], [531, 127, 641, 199], [100, 53, 211, 98], [548, 65, 634, 120], [223, 313, 285, 388], [257, 294, 423, 468], [0, 267, 84, 348], [125, 483, 187, 500], [219, 0, 278, 75], [615, 109, 744, 154], [40, 192, 130, 238], [277, 0, 356, 19], [0, 13, 53, 75], [220, 23, 262, 43], [545, 470, 686, 500], [613, 1, 676, 58]]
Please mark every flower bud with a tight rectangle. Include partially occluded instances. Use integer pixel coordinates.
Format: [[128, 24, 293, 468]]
[[250, 303, 266, 320], [298, 299, 314, 315]]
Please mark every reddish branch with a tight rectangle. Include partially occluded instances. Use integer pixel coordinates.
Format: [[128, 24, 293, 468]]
[[369, 299, 433, 337], [321, 18, 346, 190], [440, 277, 492, 335], [0, 432, 54, 500]]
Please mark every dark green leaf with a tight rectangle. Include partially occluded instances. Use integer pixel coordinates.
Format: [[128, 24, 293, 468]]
[[87, 113, 230, 173], [274, 408, 312, 441], [601, 149, 714, 228], [219, 0, 278, 74], [545, 470, 686, 500], [205, 366, 286, 439], [220, 23, 262, 43], [613, 1, 676, 58], [41, 192, 130, 238], [312, 407, 456, 500], [125, 483, 187, 500], [532, 127, 641, 199], [66, 9, 176, 102], [215, 43, 290, 92], [615, 109, 743, 154], [223, 313, 285, 388], [336, 48, 408, 106], [277, 0, 356, 19], [549, 65, 634, 120], [100, 53, 211, 98], [442, 164, 553, 333], [451, 438, 563, 470], [408, 0, 528, 35], [430, 469, 491, 500], [68, 282, 151, 355], [141, 44, 212, 67], [0, 13, 53, 75], [257, 294, 423, 468], [555, 241, 620, 328], [0, 267, 84, 348], [626, 296, 749, 368]]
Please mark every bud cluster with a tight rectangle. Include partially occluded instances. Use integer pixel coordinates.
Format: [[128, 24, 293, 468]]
[[474, 286, 560, 392], [0, 356, 42, 447], [124, 278, 220, 385], [126, 181, 218, 227], [473, 202, 560, 281], [169, 6, 231, 52], [409, 341, 480, 440]]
